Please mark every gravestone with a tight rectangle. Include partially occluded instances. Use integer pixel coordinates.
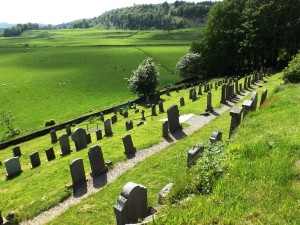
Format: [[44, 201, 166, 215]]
[[88, 145, 108, 177], [122, 135, 136, 157], [126, 120, 134, 131], [30, 151, 41, 168], [210, 131, 222, 144], [239, 83, 243, 92], [50, 130, 58, 143], [99, 112, 104, 121], [235, 79, 239, 93], [158, 101, 164, 113], [162, 121, 169, 138], [250, 91, 258, 111], [141, 110, 146, 120], [189, 88, 195, 99], [167, 105, 182, 133], [166, 87, 170, 96], [244, 76, 248, 89], [242, 100, 253, 116], [260, 89, 268, 106], [111, 115, 118, 124], [247, 76, 251, 88], [66, 124, 72, 136], [220, 84, 227, 104], [96, 129, 103, 140], [187, 143, 204, 167], [226, 84, 231, 101], [5, 157, 22, 178], [45, 147, 56, 161], [180, 97, 185, 106], [123, 111, 129, 118], [229, 106, 244, 137], [191, 89, 197, 101], [114, 182, 147, 225], [151, 104, 157, 116], [158, 183, 174, 205], [71, 128, 87, 151], [135, 108, 139, 113], [132, 103, 136, 109], [205, 91, 213, 112], [69, 158, 86, 187], [86, 133, 92, 144], [59, 134, 72, 156], [198, 84, 203, 95], [230, 84, 235, 98], [104, 119, 113, 136], [12, 146, 21, 157]]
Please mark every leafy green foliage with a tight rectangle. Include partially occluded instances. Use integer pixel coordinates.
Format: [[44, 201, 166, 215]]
[[176, 52, 206, 79], [44, 119, 56, 127], [127, 57, 160, 96], [283, 52, 300, 83], [0, 110, 20, 137], [3, 23, 39, 37]]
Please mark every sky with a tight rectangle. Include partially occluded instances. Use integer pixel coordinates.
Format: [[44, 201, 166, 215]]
[[0, 0, 217, 25]]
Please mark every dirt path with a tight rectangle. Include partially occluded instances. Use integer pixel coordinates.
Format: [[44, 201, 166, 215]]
[[22, 92, 249, 225]]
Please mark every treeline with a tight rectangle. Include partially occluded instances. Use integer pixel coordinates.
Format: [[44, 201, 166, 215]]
[[71, 1, 216, 30], [3, 23, 39, 37], [191, 0, 300, 76]]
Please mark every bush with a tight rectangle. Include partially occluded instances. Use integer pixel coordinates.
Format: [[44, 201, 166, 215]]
[[283, 52, 300, 83], [44, 119, 56, 127], [0, 110, 20, 137]]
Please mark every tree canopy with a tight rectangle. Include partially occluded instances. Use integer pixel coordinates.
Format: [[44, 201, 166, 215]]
[[176, 52, 206, 79], [3, 23, 39, 37]]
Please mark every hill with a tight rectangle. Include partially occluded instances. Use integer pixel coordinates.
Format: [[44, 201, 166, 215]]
[[0, 22, 16, 29]]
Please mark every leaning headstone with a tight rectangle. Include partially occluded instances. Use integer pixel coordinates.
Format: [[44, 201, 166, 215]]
[[96, 129, 103, 140], [158, 101, 164, 113], [86, 133, 92, 144], [122, 135, 136, 157], [125, 120, 134, 131], [88, 145, 108, 177], [12, 146, 21, 157], [250, 91, 258, 111], [244, 76, 248, 89], [205, 91, 213, 112], [59, 134, 72, 156], [151, 104, 157, 116], [162, 121, 169, 138], [229, 106, 244, 138], [66, 124, 72, 135], [30, 151, 41, 168], [210, 131, 222, 144], [158, 183, 174, 205], [104, 119, 113, 136], [260, 89, 268, 106], [69, 158, 86, 187], [111, 115, 118, 124], [187, 143, 204, 167], [5, 157, 22, 178], [45, 147, 56, 161], [179, 97, 185, 106], [114, 182, 147, 225], [50, 130, 58, 143], [239, 83, 243, 92], [167, 105, 182, 133], [71, 128, 87, 151], [247, 76, 251, 88]]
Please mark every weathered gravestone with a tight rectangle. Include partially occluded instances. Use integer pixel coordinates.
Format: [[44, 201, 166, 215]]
[[226, 84, 231, 101], [158, 183, 174, 205], [114, 182, 147, 225], [205, 91, 213, 112], [71, 128, 87, 151], [242, 100, 253, 116], [96, 129, 103, 140], [45, 147, 56, 161], [104, 119, 113, 136], [244, 76, 248, 89], [30, 151, 41, 168], [12, 146, 21, 157], [220, 84, 227, 104], [158, 101, 164, 113], [125, 120, 133, 131], [198, 84, 203, 95], [187, 143, 204, 168], [88, 145, 108, 177], [162, 121, 169, 138], [86, 133, 92, 144], [250, 91, 258, 111], [151, 104, 157, 116], [65, 124, 72, 136], [210, 131, 222, 144], [260, 89, 268, 106], [229, 106, 244, 138], [111, 115, 118, 124], [69, 158, 86, 187], [5, 157, 22, 178], [167, 105, 182, 133], [59, 134, 72, 156], [166, 87, 170, 96], [180, 97, 185, 106], [122, 135, 136, 157], [50, 130, 58, 143]]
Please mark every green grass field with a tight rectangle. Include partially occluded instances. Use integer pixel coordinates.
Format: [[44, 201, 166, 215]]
[[0, 28, 201, 140]]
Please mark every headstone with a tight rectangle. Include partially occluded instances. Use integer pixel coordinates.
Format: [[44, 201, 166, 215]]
[[191, 89, 197, 101], [86, 133, 92, 144], [260, 89, 268, 106], [126, 120, 134, 131], [45, 147, 56, 161], [5, 157, 22, 178], [242, 100, 253, 116], [244, 76, 248, 89], [220, 84, 226, 104], [50, 130, 58, 143], [69, 158, 86, 187], [135, 108, 139, 113], [162, 121, 169, 138], [189, 88, 195, 99], [250, 91, 258, 111], [88, 145, 108, 177], [141, 110, 146, 120], [226, 84, 231, 101], [166, 87, 170, 96], [167, 105, 182, 133], [99, 112, 104, 121], [210, 131, 222, 144], [96, 129, 103, 140], [187, 143, 204, 167], [104, 119, 113, 136], [122, 135, 136, 157], [66, 124, 72, 135], [151, 104, 157, 116], [123, 111, 129, 118], [111, 115, 118, 124], [158, 101, 164, 113], [235, 78, 239, 93], [59, 134, 72, 156], [239, 83, 243, 92], [179, 97, 185, 106], [229, 106, 244, 137], [137, 121, 144, 127], [205, 91, 213, 112], [247, 76, 251, 88], [132, 103, 136, 109], [71, 128, 88, 151], [114, 182, 147, 225], [198, 84, 203, 95], [158, 183, 174, 204], [12, 146, 21, 157], [30, 151, 41, 168]]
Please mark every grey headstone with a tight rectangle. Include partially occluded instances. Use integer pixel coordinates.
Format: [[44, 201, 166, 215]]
[[69, 158, 86, 187], [88, 145, 108, 177], [59, 134, 72, 156], [235, 78, 239, 93], [151, 104, 157, 116], [71, 128, 88, 151], [239, 83, 243, 92], [66, 124, 72, 135], [111, 115, 118, 124], [226, 84, 231, 101], [114, 182, 147, 225], [187, 143, 204, 167], [45, 147, 55, 161], [244, 76, 248, 89], [162, 121, 168, 138], [104, 119, 113, 136], [198, 84, 203, 95], [242, 100, 253, 116], [167, 105, 182, 133], [86, 133, 92, 144], [158, 101, 164, 113], [191, 89, 197, 101], [99, 112, 104, 121], [180, 97, 185, 106], [250, 91, 258, 111], [122, 135, 136, 157], [260, 89, 268, 106], [220, 84, 226, 104], [210, 131, 222, 144], [229, 106, 244, 137], [50, 130, 58, 143], [205, 91, 213, 112], [158, 183, 174, 205], [12, 146, 21, 157], [30, 151, 41, 168], [126, 120, 134, 131], [96, 129, 103, 140], [5, 157, 22, 178]]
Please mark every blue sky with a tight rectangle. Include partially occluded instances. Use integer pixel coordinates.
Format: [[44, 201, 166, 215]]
[[0, 0, 218, 25]]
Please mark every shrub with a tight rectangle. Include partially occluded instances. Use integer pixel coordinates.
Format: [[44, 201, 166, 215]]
[[283, 52, 300, 83], [44, 119, 56, 127], [0, 110, 20, 137]]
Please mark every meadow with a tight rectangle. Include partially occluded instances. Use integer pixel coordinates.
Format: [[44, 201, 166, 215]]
[[0, 28, 203, 141]]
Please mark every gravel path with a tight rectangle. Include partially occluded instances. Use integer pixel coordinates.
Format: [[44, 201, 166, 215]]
[[22, 92, 249, 225]]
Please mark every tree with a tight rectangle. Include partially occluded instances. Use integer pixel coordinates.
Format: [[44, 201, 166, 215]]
[[127, 57, 159, 96], [176, 52, 206, 79], [283, 52, 300, 83], [0, 110, 20, 137]]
